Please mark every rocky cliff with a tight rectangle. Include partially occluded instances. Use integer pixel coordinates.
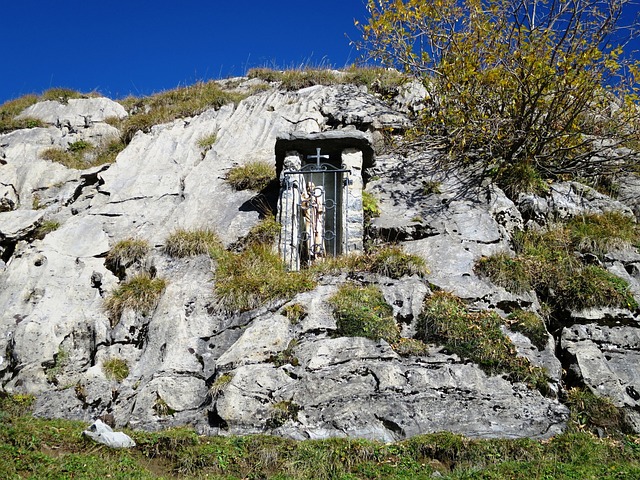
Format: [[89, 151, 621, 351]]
[[1, 76, 638, 441]]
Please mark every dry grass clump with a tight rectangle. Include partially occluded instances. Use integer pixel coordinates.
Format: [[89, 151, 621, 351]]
[[40, 138, 124, 170], [104, 274, 167, 326], [164, 228, 223, 258], [0, 94, 43, 133], [247, 66, 407, 94], [105, 238, 149, 274], [214, 243, 315, 312], [313, 245, 427, 279], [118, 81, 245, 144], [197, 132, 218, 151], [226, 160, 275, 191], [207, 373, 233, 399]]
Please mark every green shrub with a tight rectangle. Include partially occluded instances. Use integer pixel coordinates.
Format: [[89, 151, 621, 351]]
[[164, 228, 222, 258], [104, 274, 167, 326], [102, 358, 129, 382], [507, 310, 548, 350], [226, 160, 275, 191], [362, 190, 381, 220], [214, 244, 315, 312], [330, 283, 400, 344], [419, 292, 548, 391], [495, 161, 550, 198]]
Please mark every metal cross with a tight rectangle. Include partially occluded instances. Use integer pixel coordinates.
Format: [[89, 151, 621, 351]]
[[307, 147, 329, 167]]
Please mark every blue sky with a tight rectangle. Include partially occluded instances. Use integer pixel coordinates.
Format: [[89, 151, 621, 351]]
[[2, 1, 639, 105], [1, 1, 368, 104]]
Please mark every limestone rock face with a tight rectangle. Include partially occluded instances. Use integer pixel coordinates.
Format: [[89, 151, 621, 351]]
[[0, 77, 638, 440]]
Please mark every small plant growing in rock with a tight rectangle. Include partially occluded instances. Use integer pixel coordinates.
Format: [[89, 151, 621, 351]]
[[282, 303, 307, 324], [102, 358, 129, 382], [226, 160, 275, 191], [266, 400, 300, 428], [507, 310, 549, 351], [362, 191, 381, 220], [0, 94, 43, 133], [566, 387, 624, 434], [330, 283, 400, 344], [105, 238, 149, 276], [197, 132, 217, 151], [34, 220, 60, 240], [392, 337, 429, 357], [45, 348, 69, 384], [244, 215, 281, 247], [104, 274, 167, 326], [269, 339, 300, 367], [164, 228, 223, 258], [153, 395, 176, 417], [40, 87, 84, 104], [214, 243, 315, 312], [476, 224, 638, 312], [367, 245, 428, 279], [208, 373, 233, 399], [422, 180, 442, 195]]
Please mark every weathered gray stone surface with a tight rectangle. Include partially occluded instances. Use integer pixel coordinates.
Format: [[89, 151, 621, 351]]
[[1, 77, 638, 440]]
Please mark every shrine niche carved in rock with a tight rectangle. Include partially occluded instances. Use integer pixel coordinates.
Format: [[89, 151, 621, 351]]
[[275, 131, 374, 270]]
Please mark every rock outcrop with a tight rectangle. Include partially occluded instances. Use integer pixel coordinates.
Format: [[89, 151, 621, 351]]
[[0, 78, 638, 441]]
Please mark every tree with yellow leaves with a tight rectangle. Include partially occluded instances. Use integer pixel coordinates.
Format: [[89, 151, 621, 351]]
[[358, 0, 640, 197]]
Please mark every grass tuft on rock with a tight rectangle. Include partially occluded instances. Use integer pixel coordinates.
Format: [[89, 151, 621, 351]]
[[102, 358, 129, 382], [330, 283, 400, 344], [476, 218, 639, 312], [164, 228, 223, 258], [104, 274, 166, 326], [105, 237, 149, 271], [419, 291, 549, 391], [313, 245, 427, 279], [226, 160, 275, 191], [214, 243, 315, 312], [40, 137, 124, 170], [566, 387, 626, 435], [507, 309, 549, 350]]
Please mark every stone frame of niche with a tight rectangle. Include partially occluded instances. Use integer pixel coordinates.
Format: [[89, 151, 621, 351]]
[[275, 131, 375, 271]]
